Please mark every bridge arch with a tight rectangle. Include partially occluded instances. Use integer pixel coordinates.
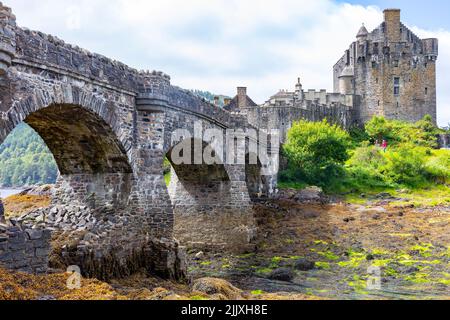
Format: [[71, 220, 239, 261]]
[[1, 84, 136, 209], [164, 136, 256, 251]]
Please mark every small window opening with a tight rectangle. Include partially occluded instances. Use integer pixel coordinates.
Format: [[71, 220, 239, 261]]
[[394, 77, 400, 96]]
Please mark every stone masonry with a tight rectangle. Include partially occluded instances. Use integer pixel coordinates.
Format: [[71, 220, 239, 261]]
[[0, 2, 273, 278], [0, 221, 51, 274]]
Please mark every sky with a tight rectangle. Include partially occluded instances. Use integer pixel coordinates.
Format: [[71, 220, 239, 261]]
[[2, 0, 449, 126]]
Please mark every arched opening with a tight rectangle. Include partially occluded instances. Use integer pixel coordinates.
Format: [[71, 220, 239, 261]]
[[1, 103, 133, 216], [245, 153, 269, 201], [164, 138, 239, 249], [165, 138, 230, 208]]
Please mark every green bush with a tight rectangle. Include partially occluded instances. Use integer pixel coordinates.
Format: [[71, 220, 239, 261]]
[[281, 120, 351, 189], [383, 144, 428, 187], [279, 115, 448, 194], [424, 150, 450, 184], [365, 115, 439, 148]]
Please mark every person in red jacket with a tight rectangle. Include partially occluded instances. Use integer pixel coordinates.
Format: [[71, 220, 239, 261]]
[[382, 140, 388, 152]]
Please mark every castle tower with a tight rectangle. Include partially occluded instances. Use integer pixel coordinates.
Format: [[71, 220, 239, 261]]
[[333, 8, 439, 124]]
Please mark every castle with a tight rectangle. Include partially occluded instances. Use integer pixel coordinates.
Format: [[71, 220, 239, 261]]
[[224, 9, 439, 136]]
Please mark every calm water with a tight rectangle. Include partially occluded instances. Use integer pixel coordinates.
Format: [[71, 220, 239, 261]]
[[0, 188, 23, 199]]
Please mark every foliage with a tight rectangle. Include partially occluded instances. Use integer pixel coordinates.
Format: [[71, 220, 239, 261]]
[[0, 124, 58, 187], [190, 90, 230, 107], [365, 115, 440, 148], [280, 115, 450, 201], [281, 120, 351, 189]]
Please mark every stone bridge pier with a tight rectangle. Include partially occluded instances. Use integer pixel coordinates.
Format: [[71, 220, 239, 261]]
[[0, 2, 278, 279]]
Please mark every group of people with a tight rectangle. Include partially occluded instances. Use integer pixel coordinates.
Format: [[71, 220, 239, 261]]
[[375, 139, 388, 152]]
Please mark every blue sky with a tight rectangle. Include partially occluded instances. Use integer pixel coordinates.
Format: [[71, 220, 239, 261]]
[[2, 0, 449, 126], [339, 0, 450, 30]]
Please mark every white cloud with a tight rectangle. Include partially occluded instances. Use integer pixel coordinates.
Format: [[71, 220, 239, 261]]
[[2, 0, 449, 126]]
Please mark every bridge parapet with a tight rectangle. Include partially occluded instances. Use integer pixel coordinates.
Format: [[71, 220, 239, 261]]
[[0, 2, 16, 74]]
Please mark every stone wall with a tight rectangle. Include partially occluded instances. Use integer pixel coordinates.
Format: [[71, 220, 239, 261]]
[[0, 221, 51, 274], [243, 103, 357, 144]]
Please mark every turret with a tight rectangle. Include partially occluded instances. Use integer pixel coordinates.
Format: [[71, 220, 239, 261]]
[[0, 2, 16, 75], [338, 65, 354, 95], [356, 24, 368, 43], [422, 38, 438, 61]]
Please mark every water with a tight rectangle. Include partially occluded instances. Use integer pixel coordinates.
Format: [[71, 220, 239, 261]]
[[0, 188, 23, 199]]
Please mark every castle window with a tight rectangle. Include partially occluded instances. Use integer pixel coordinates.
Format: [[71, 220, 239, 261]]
[[393, 60, 399, 67], [425, 87, 428, 95], [394, 77, 400, 96]]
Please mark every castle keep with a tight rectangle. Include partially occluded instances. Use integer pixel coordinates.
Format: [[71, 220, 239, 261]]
[[225, 9, 439, 132]]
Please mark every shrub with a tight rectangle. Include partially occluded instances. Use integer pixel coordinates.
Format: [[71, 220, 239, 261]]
[[424, 150, 450, 184], [383, 144, 428, 186], [282, 120, 351, 188], [365, 115, 439, 148]]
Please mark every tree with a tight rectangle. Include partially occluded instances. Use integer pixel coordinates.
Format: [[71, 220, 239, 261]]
[[282, 119, 351, 188]]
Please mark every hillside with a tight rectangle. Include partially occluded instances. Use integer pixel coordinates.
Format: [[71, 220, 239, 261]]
[[0, 124, 58, 188]]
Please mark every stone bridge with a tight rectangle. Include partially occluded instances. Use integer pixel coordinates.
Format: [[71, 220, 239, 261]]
[[0, 4, 278, 279]]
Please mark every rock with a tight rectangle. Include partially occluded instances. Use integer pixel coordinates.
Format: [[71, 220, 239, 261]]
[[294, 259, 315, 271], [372, 214, 381, 220], [303, 210, 320, 219], [194, 251, 205, 260], [192, 278, 243, 300], [293, 187, 327, 204], [268, 268, 295, 282], [25, 229, 43, 240], [37, 295, 56, 301], [376, 192, 393, 199]]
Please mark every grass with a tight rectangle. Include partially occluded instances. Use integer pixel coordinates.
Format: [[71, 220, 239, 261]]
[[279, 181, 450, 208]]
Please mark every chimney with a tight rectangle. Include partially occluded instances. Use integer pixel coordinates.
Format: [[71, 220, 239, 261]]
[[384, 9, 401, 43], [237, 87, 247, 108], [213, 96, 220, 106]]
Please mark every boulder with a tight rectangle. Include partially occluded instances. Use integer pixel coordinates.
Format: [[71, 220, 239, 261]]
[[293, 187, 327, 204], [192, 278, 243, 300], [268, 268, 295, 282], [294, 259, 316, 271]]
